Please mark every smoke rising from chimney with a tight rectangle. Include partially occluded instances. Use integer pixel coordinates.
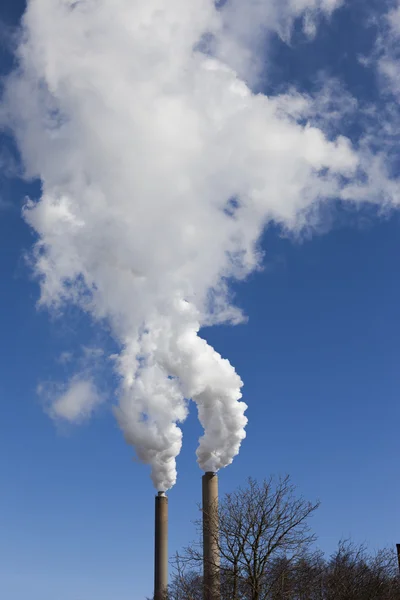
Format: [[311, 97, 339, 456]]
[[2, 0, 398, 490]]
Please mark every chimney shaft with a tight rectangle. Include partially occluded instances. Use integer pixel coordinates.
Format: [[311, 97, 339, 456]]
[[396, 544, 400, 575], [154, 492, 168, 600], [202, 472, 220, 600]]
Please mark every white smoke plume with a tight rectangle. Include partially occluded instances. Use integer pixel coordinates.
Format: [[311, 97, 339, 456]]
[[1, 0, 397, 490]]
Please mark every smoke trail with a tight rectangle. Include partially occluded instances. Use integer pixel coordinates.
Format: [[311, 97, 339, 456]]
[[2, 0, 391, 490]]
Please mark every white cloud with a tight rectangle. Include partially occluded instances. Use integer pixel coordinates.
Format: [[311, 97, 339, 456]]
[[43, 376, 103, 423], [58, 351, 73, 364], [387, 3, 400, 34], [1, 0, 397, 491], [375, 2, 400, 98], [214, 0, 344, 83], [82, 346, 104, 361]]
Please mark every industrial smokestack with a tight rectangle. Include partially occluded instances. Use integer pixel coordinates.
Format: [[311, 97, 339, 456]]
[[202, 472, 220, 600], [396, 544, 400, 575], [154, 492, 168, 600]]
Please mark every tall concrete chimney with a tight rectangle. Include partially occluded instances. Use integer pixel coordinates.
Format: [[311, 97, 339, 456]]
[[202, 472, 220, 600], [396, 544, 400, 575], [154, 492, 168, 600]]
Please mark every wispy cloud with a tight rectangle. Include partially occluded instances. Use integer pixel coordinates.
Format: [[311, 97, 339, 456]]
[[378, 4, 400, 97], [39, 376, 104, 424]]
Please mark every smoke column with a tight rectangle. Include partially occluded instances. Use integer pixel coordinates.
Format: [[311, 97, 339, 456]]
[[2, 0, 393, 490]]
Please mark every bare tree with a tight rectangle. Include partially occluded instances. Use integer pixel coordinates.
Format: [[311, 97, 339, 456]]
[[265, 550, 326, 600], [178, 475, 319, 600], [324, 541, 400, 600], [166, 559, 244, 600], [168, 475, 400, 600], [219, 476, 319, 600], [167, 553, 203, 600]]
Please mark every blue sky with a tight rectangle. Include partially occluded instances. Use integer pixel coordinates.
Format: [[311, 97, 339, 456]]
[[1, 1, 400, 599]]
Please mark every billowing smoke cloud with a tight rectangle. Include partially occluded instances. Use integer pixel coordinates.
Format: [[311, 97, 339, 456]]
[[1, 0, 397, 490], [214, 0, 344, 80]]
